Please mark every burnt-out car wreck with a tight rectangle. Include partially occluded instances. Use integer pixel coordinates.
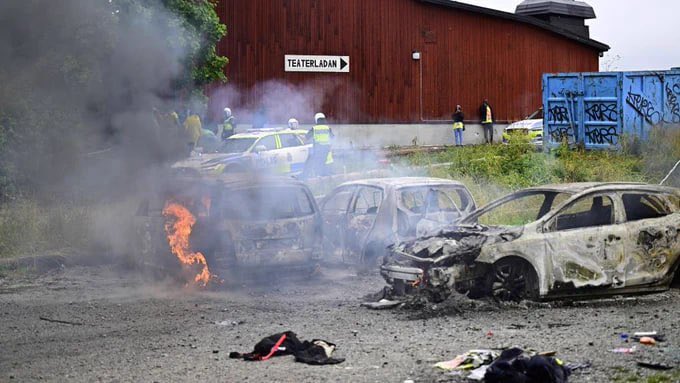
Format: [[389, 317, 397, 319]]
[[320, 177, 476, 267], [381, 183, 680, 302], [134, 173, 322, 282]]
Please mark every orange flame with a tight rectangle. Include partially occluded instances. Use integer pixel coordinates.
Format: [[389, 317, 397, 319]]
[[162, 202, 213, 286]]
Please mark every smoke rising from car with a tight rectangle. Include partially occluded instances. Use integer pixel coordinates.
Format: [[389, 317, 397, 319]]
[[0, 0, 192, 200], [0, 0, 208, 262]]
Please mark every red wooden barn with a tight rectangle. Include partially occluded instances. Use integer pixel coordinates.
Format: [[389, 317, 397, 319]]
[[212, 0, 608, 124]]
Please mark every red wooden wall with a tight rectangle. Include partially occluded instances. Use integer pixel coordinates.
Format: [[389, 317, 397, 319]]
[[213, 0, 600, 123]]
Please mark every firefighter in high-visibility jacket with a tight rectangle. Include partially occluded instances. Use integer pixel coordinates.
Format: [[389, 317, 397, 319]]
[[221, 107, 235, 140], [183, 112, 202, 149], [304, 112, 334, 177]]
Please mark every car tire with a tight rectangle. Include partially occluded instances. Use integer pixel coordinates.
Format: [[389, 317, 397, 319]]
[[487, 257, 539, 302]]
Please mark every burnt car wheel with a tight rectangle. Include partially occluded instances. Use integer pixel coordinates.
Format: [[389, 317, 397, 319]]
[[488, 258, 538, 302]]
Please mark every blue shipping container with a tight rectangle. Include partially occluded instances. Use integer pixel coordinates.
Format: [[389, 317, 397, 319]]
[[542, 70, 680, 149]]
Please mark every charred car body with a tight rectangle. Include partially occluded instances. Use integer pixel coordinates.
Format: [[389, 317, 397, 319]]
[[382, 183, 680, 302], [320, 177, 476, 266], [135, 174, 322, 277]]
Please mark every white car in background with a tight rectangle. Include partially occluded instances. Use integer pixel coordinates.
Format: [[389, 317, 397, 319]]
[[502, 119, 543, 146], [173, 128, 311, 175]]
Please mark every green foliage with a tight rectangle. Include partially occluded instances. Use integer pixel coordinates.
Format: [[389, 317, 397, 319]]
[[163, 0, 228, 87], [407, 140, 649, 205], [0, 200, 92, 258]]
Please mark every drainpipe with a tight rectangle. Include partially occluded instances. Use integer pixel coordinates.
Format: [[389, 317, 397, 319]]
[[414, 51, 451, 123]]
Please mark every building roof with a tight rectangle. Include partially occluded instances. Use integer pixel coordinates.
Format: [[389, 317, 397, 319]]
[[417, 0, 609, 52], [516, 0, 596, 19]]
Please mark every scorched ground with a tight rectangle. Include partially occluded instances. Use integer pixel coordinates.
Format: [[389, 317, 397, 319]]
[[1, 265, 679, 382]]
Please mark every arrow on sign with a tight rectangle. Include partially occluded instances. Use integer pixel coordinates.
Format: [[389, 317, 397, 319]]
[[340, 58, 348, 71]]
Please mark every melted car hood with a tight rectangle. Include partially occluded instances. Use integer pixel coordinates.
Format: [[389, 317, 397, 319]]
[[389, 225, 523, 266]]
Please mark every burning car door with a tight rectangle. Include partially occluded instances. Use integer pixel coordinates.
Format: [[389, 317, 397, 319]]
[[619, 192, 680, 288], [345, 186, 384, 262], [320, 186, 356, 261], [543, 194, 628, 292]]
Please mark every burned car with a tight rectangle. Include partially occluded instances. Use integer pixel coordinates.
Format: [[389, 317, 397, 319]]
[[381, 183, 680, 302], [134, 174, 322, 280], [320, 177, 476, 267]]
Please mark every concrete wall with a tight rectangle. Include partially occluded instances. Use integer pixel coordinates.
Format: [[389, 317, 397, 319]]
[[235, 123, 508, 149]]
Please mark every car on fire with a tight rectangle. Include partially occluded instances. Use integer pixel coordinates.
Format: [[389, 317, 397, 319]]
[[172, 128, 311, 176], [381, 183, 680, 302], [320, 177, 476, 267], [134, 173, 322, 278]]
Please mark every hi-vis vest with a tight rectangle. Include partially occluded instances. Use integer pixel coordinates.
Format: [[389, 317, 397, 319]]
[[483, 106, 493, 124], [312, 125, 331, 145]]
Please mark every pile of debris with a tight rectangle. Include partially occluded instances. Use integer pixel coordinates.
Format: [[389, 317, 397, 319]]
[[434, 347, 589, 382]]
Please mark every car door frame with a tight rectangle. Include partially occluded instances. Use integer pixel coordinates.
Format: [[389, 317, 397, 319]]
[[277, 132, 308, 173], [345, 185, 385, 263], [540, 191, 628, 294], [617, 191, 680, 288], [320, 185, 357, 261]]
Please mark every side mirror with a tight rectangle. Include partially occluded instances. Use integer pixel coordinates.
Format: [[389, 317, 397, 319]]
[[253, 145, 267, 153]]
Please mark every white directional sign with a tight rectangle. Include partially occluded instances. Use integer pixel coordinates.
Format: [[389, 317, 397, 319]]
[[285, 55, 350, 73]]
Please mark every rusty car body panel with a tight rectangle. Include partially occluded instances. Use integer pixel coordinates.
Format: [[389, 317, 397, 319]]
[[134, 174, 322, 273], [320, 177, 476, 265], [381, 183, 680, 301]]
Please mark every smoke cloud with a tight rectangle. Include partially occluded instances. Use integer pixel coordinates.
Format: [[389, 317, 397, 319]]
[[0, 0, 192, 201]]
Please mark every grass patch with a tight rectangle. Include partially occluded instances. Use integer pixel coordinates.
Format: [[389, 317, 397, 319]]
[[0, 199, 136, 259], [408, 136, 648, 188], [612, 368, 680, 383]]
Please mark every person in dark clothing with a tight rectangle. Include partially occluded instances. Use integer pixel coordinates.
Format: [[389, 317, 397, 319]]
[[480, 99, 494, 144], [452, 105, 465, 146]]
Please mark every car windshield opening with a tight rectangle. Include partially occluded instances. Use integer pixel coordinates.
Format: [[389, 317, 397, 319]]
[[219, 186, 314, 220], [472, 191, 572, 227], [219, 138, 257, 154]]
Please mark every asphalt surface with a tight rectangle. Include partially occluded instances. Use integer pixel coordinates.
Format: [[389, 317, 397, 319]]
[[1, 264, 679, 382]]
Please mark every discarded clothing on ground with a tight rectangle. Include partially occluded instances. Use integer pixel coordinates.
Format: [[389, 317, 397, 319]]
[[484, 347, 572, 383], [435, 349, 498, 371], [229, 331, 345, 365]]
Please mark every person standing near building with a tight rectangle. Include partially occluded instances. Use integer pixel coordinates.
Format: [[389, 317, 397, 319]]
[[183, 110, 202, 149], [304, 112, 334, 177], [480, 99, 494, 144], [221, 107, 236, 140], [452, 105, 465, 146]]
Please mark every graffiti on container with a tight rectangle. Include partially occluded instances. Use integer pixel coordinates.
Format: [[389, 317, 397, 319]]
[[665, 83, 680, 123], [585, 126, 619, 145], [585, 103, 618, 122], [626, 92, 661, 124], [548, 105, 570, 123], [548, 126, 574, 142]]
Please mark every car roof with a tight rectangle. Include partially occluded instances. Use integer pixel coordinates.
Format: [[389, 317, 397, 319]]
[[172, 172, 309, 190], [229, 128, 307, 139], [520, 182, 678, 195], [338, 177, 467, 189], [506, 119, 542, 129]]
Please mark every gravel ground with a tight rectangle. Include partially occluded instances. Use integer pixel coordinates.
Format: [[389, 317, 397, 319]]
[[1, 264, 679, 383]]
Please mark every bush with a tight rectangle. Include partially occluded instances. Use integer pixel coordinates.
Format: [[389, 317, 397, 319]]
[[406, 140, 650, 205]]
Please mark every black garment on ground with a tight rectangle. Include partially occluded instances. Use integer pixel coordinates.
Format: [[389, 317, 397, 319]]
[[485, 348, 571, 383], [229, 331, 344, 366]]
